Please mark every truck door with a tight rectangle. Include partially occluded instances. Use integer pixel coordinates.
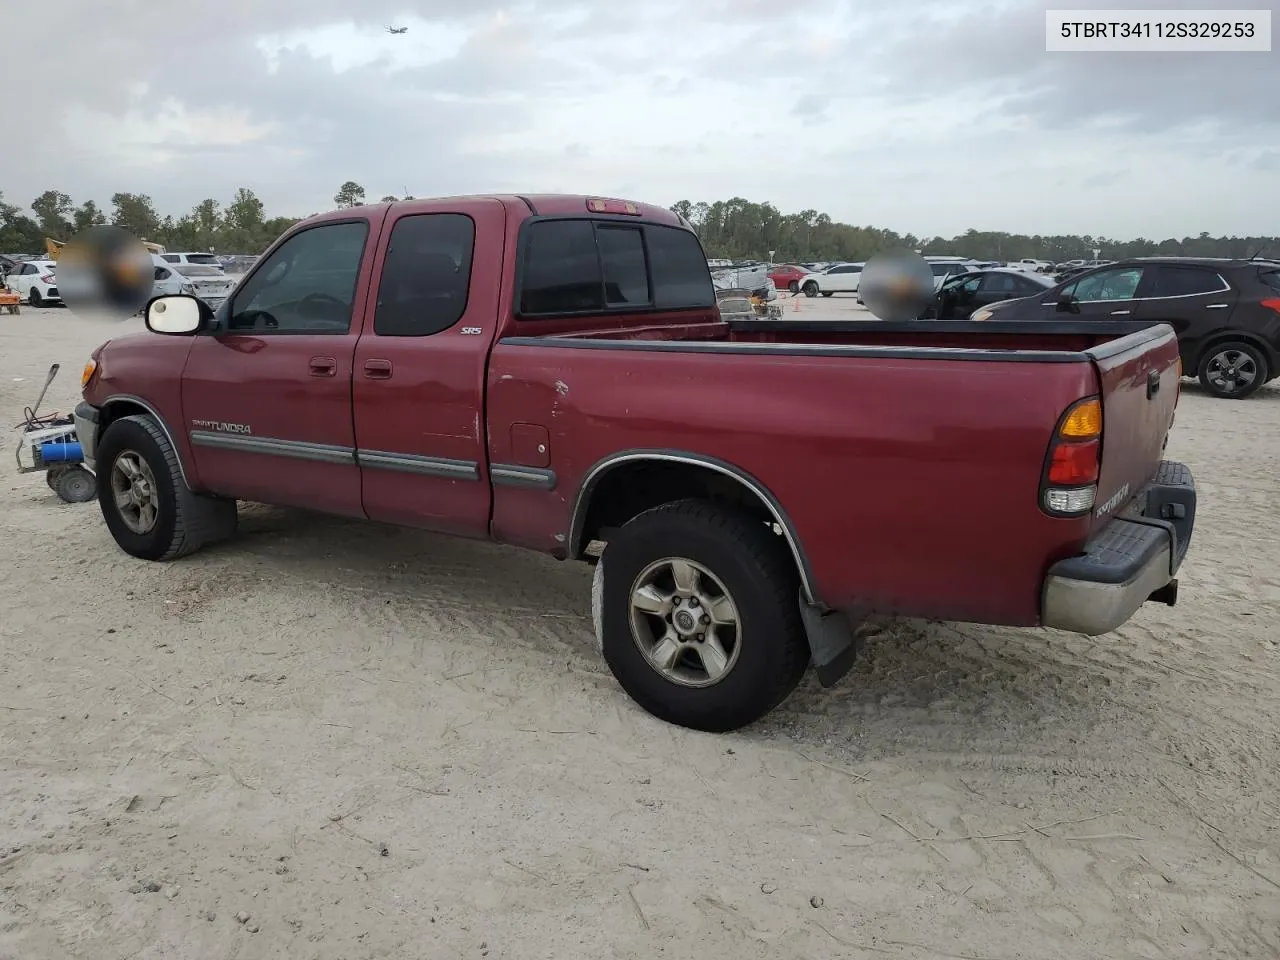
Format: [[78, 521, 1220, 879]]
[[180, 216, 381, 517], [351, 200, 505, 536]]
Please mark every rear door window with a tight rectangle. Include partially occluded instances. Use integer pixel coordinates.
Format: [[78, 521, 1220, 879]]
[[374, 212, 475, 336], [1261, 268, 1280, 292], [979, 272, 1018, 294], [1150, 265, 1228, 297]]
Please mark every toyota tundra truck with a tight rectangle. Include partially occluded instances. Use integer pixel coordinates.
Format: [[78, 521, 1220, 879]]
[[73, 194, 1197, 732]]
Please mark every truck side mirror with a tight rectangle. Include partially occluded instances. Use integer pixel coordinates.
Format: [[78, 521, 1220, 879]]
[[145, 294, 209, 335]]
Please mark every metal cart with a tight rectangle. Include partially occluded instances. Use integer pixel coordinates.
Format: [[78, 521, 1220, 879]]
[[13, 363, 98, 503]]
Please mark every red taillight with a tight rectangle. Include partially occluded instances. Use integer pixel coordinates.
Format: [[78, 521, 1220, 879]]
[[1262, 297, 1280, 316], [1048, 439, 1100, 485], [1041, 396, 1102, 516], [41, 275, 55, 283]]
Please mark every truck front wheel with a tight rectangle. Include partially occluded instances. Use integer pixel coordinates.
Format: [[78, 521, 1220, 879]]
[[598, 499, 809, 732], [96, 414, 237, 561]]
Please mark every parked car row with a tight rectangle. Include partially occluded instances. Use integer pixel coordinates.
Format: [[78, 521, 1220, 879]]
[[3, 258, 61, 306], [3, 252, 242, 310], [962, 257, 1280, 399], [762, 251, 1279, 402]]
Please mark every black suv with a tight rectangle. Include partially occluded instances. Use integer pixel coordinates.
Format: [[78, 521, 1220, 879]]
[[971, 257, 1280, 398]]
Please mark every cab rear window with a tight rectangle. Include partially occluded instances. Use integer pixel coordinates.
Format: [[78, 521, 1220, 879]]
[[517, 219, 714, 317]]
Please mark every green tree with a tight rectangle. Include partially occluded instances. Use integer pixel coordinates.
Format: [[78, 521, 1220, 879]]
[[31, 190, 74, 239], [110, 193, 162, 242], [0, 191, 42, 252], [72, 200, 107, 233], [333, 181, 366, 208]]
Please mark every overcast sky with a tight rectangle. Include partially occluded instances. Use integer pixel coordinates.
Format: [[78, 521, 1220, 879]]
[[2, 0, 1277, 238]]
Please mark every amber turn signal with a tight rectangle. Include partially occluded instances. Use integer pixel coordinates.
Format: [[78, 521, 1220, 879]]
[[1058, 397, 1102, 439], [81, 359, 97, 387]]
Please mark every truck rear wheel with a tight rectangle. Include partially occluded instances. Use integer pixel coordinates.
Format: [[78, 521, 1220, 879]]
[[96, 414, 238, 561], [802, 281, 818, 298], [598, 499, 809, 732]]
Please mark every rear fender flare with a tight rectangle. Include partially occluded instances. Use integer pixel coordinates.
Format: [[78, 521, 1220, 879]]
[[567, 449, 820, 606]]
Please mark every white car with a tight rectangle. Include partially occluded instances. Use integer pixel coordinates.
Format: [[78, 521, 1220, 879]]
[[159, 251, 226, 272], [4, 259, 61, 306], [151, 258, 237, 309], [1006, 258, 1054, 273], [797, 262, 864, 297]]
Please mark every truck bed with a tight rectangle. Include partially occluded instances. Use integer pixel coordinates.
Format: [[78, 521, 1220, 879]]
[[489, 318, 1181, 627], [508, 317, 1165, 357]]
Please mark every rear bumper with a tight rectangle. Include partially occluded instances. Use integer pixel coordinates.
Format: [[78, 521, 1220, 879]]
[[73, 401, 100, 472], [1041, 461, 1196, 636]]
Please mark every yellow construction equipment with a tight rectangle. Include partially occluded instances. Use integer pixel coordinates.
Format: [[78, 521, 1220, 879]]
[[44, 236, 166, 260]]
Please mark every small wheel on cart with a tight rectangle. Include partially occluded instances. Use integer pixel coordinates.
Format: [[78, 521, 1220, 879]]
[[54, 466, 97, 503], [46, 466, 69, 490]]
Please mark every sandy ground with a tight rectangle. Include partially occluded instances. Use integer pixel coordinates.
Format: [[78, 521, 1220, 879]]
[[1, 306, 1278, 960]]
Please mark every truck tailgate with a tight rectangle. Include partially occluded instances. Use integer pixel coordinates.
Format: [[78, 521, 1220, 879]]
[[1086, 324, 1181, 532]]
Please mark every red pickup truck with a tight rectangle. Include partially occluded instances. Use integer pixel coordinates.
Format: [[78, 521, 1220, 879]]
[[73, 194, 1197, 732]]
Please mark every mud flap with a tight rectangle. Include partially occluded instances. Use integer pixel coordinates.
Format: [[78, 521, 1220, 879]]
[[799, 592, 859, 687], [591, 553, 606, 654]]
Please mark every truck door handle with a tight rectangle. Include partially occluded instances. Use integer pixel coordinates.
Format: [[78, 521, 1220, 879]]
[[1110, 309, 1131, 315], [309, 357, 337, 377], [363, 359, 393, 380], [1205, 303, 1229, 309]]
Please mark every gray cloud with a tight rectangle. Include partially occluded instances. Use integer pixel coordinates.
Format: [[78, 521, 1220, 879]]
[[862, 0, 1280, 135], [0, 0, 1276, 237]]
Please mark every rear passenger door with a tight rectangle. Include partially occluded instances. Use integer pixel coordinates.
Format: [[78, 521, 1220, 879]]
[[351, 200, 506, 536], [1132, 263, 1237, 344]]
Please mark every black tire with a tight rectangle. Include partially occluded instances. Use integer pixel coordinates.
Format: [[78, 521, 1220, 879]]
[[599, 499, 810, 732], [821, 292, 833, 298], [787, 281, 799, 294], [1197, 341, 1268, 399], [46, 467, 67, 490], [28, 288, 42, 307], [802, 281, 818, 298], [96, 414, 237, 561], [54, 466, 97, 503]]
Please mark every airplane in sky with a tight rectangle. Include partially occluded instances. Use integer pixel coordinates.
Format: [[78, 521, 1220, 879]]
[[385, 25, 407, 34]]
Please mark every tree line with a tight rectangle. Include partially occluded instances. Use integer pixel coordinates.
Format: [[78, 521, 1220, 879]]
[[671, 198, 1278, 264], [0, 181, 410, 256], [2, 184, 1273, 263]]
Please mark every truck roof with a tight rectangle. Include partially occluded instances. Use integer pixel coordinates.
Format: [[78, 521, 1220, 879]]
[[302, 194, 687, 229]]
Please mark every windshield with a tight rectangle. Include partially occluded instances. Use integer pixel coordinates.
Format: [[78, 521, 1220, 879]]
[[174, 264, 224, 277]]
